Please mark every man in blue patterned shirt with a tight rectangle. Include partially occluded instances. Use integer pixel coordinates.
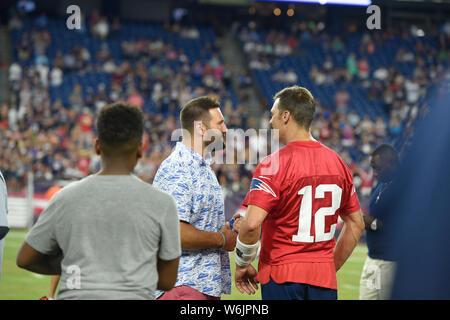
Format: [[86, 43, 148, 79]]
[[154, 96, 238, 300]]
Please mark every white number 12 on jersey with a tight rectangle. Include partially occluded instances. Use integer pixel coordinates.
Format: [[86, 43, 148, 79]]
[[292, 184, 342, 243]]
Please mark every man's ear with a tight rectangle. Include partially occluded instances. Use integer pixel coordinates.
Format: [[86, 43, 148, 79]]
[[137, 142, 143, 159], [282, 110, 291, 124], [193, 120, 205, 137], [94, 139, 101, 156]]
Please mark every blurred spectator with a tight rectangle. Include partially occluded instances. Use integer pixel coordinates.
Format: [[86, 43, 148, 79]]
[[127, 88, 144, 109], [180, 25, 200, 39], [389, 116, 403, 137], [323, 55, 334, 73], [272, 69, 286, 83], [93, 16, 109, 39], [8, 14, 23, 30], [334, 87, 350, 113], [102, 58, 116, 73], [285, 69, 298, 84], [62, 50, 76, 71], [357, 157, 374, 197], [272, 69, 297, 84], [94, 84, 109, 111], [110, 17, 121, 38], [395, 48, 415, 63], [35, 13, 48, 29], [360, 115, 375, 136], [9, 62, 22, 85], [69, 84, 84, 113], [238, 71, 252, 88], [35, 50, 49, 66], [404, 78, 421, 104], [310, 65, 327, 85], [374, 117, 387, 138], [357, 57, 370, 80], [341, 121, 355, 147], [332, 36, 345, 51], [50, 66, 63, 87], [373, 66, 389, 82], [36, 61, 49, 87]]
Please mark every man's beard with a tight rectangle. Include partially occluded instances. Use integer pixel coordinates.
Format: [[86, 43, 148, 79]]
[[203, 128, 226, 159], [203, 126, 225, 146]]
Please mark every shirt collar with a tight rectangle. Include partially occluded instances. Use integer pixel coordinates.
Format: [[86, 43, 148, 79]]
[[176, 142, 211, 166]]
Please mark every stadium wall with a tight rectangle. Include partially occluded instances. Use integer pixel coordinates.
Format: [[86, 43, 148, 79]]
[[7, 193, 47, 229]]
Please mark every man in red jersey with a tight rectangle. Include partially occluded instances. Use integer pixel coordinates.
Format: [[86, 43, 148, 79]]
[[234, 86, 364, 300]]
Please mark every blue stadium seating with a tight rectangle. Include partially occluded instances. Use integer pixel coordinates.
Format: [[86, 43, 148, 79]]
[[12, 18, 237, 116]]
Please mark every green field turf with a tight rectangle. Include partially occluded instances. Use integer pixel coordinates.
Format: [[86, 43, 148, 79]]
[[0, 230, 367, 300]]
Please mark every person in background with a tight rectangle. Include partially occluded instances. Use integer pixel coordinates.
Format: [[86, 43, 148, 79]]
[[235, 86, 364, 300], [16, 101, 181, 299], [359, 144, 398, 300], [0, 170, 9, 283], [387, 82, 450, 299], [154, 96, 239, 300]]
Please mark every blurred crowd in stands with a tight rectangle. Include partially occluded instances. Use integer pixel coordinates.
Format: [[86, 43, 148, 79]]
[[241, 19, 449, 204], [1, 10, 449, 213], [2, 11, 249, 196]]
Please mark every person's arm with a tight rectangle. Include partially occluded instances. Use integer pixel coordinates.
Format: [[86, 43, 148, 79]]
[[49, 275, 61, 299], [0, 226, 9, 240], [154, 162, 237, 251], [156, 195, 182, 291], [362, 211, 383, 231], [180, 221, 237, 252], [17, 188, 62, 275], [234, 205, 269, 295], [157, 257, 180, 291], [16, 242, 62, 275], [233, 154, 281, 295], [238, 205, 268, 244], [334, 209, 365, 272]]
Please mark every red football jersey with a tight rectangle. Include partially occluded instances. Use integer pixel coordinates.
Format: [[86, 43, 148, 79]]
[[243, 140, 360, 280]]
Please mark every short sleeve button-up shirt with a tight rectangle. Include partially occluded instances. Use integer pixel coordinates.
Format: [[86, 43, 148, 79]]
[[153, 142, 231, 298]]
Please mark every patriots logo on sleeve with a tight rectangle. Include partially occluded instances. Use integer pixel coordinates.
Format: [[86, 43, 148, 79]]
[[250, 177, 277, 198]]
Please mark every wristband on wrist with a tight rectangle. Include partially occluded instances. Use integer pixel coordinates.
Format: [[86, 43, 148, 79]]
[[235, 237, 260, 267], [370, 219, 378, 231], [219, 231, 226, 249]]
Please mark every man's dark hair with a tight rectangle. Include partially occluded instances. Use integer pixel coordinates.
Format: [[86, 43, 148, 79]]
[[372, 144, 399, 165], [96, 101, 144, 156], [180, 96, 221, 133], [273, 86, 316, 129]]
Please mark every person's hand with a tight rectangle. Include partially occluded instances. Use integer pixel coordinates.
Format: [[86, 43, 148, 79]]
[[362, 212, 375, 229], [231, 213, 242, 220], [230, 213, 243, 233], [235, 264, 259, 295], [219, 222, 237, 251], [232, 218, 243, 233]]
